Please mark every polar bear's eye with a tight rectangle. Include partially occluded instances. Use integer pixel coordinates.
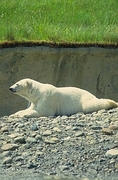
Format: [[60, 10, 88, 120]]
[[16, 83, 19, 86]]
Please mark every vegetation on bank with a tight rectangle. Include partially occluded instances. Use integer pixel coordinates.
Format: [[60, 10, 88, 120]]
[[0, 0, 118, 44]]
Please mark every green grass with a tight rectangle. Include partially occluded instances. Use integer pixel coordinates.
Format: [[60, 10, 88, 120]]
[[0, 0, 118, 43]]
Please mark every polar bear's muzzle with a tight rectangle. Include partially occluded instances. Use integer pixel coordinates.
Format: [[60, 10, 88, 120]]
[[9, 87, 16, 93], [9, 83, 20, 93]]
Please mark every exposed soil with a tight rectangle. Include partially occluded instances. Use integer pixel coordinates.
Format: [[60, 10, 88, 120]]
[[0, 43, 118, 117]]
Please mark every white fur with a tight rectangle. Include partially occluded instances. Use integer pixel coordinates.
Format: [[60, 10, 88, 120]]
[[9, 78, 118, 118]]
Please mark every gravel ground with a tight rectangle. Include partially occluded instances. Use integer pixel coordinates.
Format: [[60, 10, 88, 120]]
[[0, 108, 118, 180]]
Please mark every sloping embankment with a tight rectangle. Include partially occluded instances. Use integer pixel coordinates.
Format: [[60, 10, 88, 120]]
[[0, 42, 118, 117]]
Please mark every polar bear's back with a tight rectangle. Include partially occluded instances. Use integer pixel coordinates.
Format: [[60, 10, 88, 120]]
[[38, 85, 91, 116], [39, 85, 117, 116], [52, 86, 96, 116]]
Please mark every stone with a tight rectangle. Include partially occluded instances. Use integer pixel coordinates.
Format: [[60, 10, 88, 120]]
[[61, 116, 68, 120], [2, 157, 12, 164], [35, 151, 44, 156], [72, 126, 80, 131], [30, 124, 38, 131], [50, 137, 59, 142], [1, 143, 19, 151], [17, 124, 25, 128], [1, 126, 9, 132], [44, 137, 59, 144], [2, 151, 11, 157], [102, 128, 113, 135], [65, 126, 71, 130], [115, 162, 118, 169], [35, 135, 42, 140], [75, 131, 84, 137], [110, 117, 117, 122], [42, 130, 52, 136], [27, 162, 37, 169], [59, 165, 69, 171], [14, 136, 26, 143], [91, 126, 102, 130], [106, 149, 118, 156], [30, 133, 37, 137], [22, 152, 29, 157], [15, 156, 24, 161], [8, 133, 21, 138], [52, 118, 59, 123], [98, 109, 106, 114], [109, 123, 118, 130], [63, 136, 71, 141], [26, 137, 37, 143], [53, 127, 61, 132]]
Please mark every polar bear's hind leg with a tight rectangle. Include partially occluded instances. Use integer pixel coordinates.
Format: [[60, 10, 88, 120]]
[[106, 99, 118, 110], [83, 98, 118, 114]]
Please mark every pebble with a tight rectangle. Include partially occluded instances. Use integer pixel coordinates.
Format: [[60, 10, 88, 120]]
[[35, 135, 42, 140], [8, 133, 21, 138], [109, 122, 118, 130], [1, 143, 19, 151], [102, 128, 113, 135], [106, 149, 118, 156], [61, 116, 68, 120], [53, 127, 61, 132], [2, 151, 11, 157], [63, 136, 71, 141], [2, 157, 12, 164], [52, 118, 59, 123], [1, 126, 9, 132], [26, 137, 37, 143], [115, 162, 118, 169], [50, 137, 59, 142], [30, 124, 38, 131], [35, 151, 44, 156], [0, 109, 118, 179], [44, 137, 59, 144], [42, 130, 52, 136], [72, 126, 80, 131], [59, 165, 69, 171], [14, 136, 26, 143], [15, 156, 24, 161], [91, 126, 102, 130], [75, 131, 85, 137], [22, 152, 29, 157]]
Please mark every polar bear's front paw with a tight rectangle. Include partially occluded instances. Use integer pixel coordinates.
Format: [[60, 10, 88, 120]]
[[9, 111, 26, 118], [9, 114, 15, 118], [9, 109, 39, 118], [9, 113, 23, 118]]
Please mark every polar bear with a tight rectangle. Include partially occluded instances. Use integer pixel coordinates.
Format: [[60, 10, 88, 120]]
[[9, 78, 118, 118]]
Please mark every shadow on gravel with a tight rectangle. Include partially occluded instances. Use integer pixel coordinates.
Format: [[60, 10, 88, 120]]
[[1, 172, 118, 180]]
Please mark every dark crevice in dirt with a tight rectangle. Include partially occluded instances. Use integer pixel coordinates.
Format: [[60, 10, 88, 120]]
[[0, 41, 118, 49]]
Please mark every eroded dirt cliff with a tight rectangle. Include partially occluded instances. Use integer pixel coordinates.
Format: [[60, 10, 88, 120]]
[[0, 44, 118, 116]]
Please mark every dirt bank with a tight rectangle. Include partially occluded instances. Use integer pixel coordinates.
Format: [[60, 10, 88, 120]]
[[0, 44, 118, 117]]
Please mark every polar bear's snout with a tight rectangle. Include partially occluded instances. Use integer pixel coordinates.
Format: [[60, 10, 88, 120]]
[[9, 84, 18, 93], [9, 87, 16, 92]]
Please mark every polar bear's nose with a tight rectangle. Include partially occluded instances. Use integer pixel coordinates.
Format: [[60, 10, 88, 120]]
[[9, 87, 14, 92]]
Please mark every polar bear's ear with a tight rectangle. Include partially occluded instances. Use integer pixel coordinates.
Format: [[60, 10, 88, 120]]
[[26, 80, 31, 88]]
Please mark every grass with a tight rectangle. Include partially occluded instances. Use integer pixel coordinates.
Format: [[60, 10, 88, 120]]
[[0, 0, 118, 44]]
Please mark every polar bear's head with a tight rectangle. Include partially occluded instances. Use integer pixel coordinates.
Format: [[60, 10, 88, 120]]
[[9, 78, 35, 101], [10, 79, 30, 94], [9, 78, 41, 103]]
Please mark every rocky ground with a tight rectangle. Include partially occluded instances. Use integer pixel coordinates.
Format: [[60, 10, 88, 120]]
[[0, 108, 118, 180]]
